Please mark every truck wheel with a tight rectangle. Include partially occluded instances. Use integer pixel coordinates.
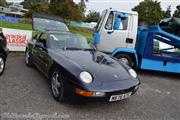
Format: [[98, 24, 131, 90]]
[[0, 54, 5, 75], [115, 54, 134, 67]]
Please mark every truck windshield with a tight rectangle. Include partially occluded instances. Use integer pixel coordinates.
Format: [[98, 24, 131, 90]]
[[49, 33, 91, 50]]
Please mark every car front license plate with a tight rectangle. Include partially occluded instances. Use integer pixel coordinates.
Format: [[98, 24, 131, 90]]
[[109, 92, 132, 102]]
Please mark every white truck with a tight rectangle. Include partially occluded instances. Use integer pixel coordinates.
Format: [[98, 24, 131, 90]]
[[92, 8, 180, 73]]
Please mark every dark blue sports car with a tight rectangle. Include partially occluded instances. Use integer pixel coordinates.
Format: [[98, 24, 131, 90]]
[[25, 30, 140, 102], [25, 13, 140, 103]]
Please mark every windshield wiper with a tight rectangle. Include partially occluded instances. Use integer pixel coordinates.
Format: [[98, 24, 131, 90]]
[[83, 48, 96, 51], [63, 47, 95, 51], [65, 47, 83, 50]]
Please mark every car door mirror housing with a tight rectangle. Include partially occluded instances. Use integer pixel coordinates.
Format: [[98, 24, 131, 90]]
[[89, 43, 97, 50], [36, 42, 44, 48], [36, 42, 47, 52], [32, 39, 37, 43]]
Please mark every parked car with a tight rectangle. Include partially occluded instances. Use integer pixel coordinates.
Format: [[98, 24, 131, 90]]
[[0, 32, 8, 75], [25, 30, 140, 102]]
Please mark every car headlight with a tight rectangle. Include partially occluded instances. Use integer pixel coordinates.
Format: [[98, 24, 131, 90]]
[[128, 69, 137, 78], [80, 71, 93, 84]]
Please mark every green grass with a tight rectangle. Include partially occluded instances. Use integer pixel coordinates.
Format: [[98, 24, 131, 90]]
[[0, 21, 93, 42], [0, 21, 32, 30]]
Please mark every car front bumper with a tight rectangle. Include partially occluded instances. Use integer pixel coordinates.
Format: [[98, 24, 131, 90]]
[[63, 79, 140, 103], [75, 86, 139, 103]]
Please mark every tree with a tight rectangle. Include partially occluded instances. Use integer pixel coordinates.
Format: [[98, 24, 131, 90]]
[[79, 0, 88, 12], [164, 5, 171, 18], [49, 0, 85, 21], [21, 0, 45, 9], [0, 0, 7, 7], [23, 2, 50, 17], [84, 10, 100, 23], [173, 4, 180, 18], [22, 0, 86, 21], [132, 0, 165, 25]]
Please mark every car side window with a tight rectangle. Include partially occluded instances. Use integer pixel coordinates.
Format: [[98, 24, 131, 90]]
[[39, 33, 47, 41], [105, 12, 114, 30], [38, 33, 48, 47], [32, 34, 37, 41]]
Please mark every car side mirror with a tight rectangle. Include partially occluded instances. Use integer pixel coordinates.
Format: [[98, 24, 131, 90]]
[[32, 39, 36, 43], [89, 43, 97, 50], [36, 42, 44, 48]]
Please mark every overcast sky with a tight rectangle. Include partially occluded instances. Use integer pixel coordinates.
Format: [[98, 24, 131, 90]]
[[6, 0, 180, 15]]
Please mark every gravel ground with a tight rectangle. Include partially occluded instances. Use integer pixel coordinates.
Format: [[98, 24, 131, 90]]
[[0, 54, 180, 120]]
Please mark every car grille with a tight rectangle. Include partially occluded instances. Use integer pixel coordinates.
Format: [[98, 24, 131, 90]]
[[107, 86, 135, 96]]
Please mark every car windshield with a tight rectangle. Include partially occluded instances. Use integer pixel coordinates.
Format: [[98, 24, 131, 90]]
[[33, 18, 69, 31], [49, 33, 92, 50]]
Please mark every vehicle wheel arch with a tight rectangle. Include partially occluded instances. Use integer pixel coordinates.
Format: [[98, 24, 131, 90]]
[[48, 61, 81, 85], [0, 52, 6, 75], [113, 52, 137, 67], [25, 47, 32, 55], [0, 47, 7, 60], [48, 61, 65, 80], [48, 62, 65, 102]]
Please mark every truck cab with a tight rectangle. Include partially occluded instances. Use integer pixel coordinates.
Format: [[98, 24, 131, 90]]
[[93, 8, 138, 66], [93, 8, 138, 52]]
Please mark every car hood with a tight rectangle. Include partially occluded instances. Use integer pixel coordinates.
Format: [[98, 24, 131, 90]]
[[50, 49, 132, 83]]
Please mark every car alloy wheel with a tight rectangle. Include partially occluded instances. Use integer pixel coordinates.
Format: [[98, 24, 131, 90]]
[[0, 56, 5, 75], [25, 51, 30, 64], [25, 50, 32, 67], [51, 69, 64, 101]]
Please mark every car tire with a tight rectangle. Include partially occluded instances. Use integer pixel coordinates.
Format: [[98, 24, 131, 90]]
[[115, 54, 134, 67], [50, 68, 65, 102], [0, 54, 5, 76], [25, 49, 33, 67]]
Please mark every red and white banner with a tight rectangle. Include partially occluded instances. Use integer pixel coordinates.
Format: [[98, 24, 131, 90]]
[[2, 28, 32, 51]]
